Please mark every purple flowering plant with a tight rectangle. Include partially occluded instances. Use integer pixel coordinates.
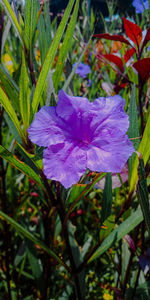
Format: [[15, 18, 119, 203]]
[[132, 0, 149, 13], [1, 1, 150, 298], [28, 90, 134, 188], [73, 62, 91, 78]]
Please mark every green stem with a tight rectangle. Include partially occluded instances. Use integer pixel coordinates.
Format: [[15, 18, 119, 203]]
[[55, 183, 83, 300]]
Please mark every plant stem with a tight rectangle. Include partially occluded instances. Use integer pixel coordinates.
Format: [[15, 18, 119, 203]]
[[55, 183, 83, 300]]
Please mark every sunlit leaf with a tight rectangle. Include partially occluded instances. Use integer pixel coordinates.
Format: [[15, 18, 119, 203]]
[[0, 0, 24, 46], [31, 0, 75, 115], [53, 0, 79, 92], [0, 86, 26, 142], [19, 51, 30, 133]]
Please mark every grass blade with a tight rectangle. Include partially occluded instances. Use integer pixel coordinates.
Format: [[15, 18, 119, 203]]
[[25, 0, 38, 54], [0, 64, 19, 111], [101, 173, 112, 224], [130, 113, 150, 192], [0, 145, 45, 189], [88, 207, 143, 263], [0, 0, 24, 46], [31, 0, 75, 115], [137, 158, 150, 237], [0, 210, 70, 271], [0, 86, 25, 142], [19, 51, 30, 133], [53, 0, 79, 92]]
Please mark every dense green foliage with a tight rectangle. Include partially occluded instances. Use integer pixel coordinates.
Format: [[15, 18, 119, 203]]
[[0, 0, 150, 299]]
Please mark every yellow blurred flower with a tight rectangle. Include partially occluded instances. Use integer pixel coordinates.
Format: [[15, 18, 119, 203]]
[[36, 48, 41, 63], [2, 53, 14, 74], [103, 293, 113, 300]]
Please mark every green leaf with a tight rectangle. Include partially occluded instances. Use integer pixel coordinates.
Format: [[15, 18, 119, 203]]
[[68, 222, 85, 299], [130, 113, 150, 192], [0, 0, 24, 46], [99, 215, 115, 241], [101, 173, 112, 224], [37, 2, 48, 65], [26, 239, 45, 293], [31, 0, 75, 115], [0, 64, 19, 112], [53, 0, 79, 92], [0, 86, 26, 142], [0, 145, 45, 189], [128, 85, 140, 182], [19, 51, 30, 133], [88, 207, 143, 263], [137, 158, 150, 237], [24, 0, 38, 55], [121, 240, 130, 284], [0, 210, 70, 271], [128, 86, 140, 150]]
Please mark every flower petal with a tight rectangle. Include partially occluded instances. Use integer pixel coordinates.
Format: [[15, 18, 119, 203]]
[[73, 62, 91, 78], [43, 140, 87, 188], [27, 106, 65, 147], [56, 90, 94, 141], [92, 95, 129, 133], [87, 135, 134, 173]]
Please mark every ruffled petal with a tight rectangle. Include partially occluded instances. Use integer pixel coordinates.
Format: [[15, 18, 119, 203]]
[[56, 90, 94, 141], [87, 135, 134, 173], [90, 95, 129, 137], [27, 106, 66, 147], [43, 140, 87, 188]]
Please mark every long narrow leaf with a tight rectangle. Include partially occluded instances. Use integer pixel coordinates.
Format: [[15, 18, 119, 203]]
[[128, 85, 140, 182], [88, 207, 143, 262], [31, 0, 75, 115], [53, 0, 79, 92], [0, 64, 19, 111], [0, 0, 24, 46], [137, 158, 150, 237], [19, 51, 30, 133], [130, 113, 150, 191], [25, 0, 38, 54], [101, 173, 112, 224], [37, 1, 48, 65], [0, 145, 45, 190], [0, 210, 70, 271], [0, 86, 25, 142]]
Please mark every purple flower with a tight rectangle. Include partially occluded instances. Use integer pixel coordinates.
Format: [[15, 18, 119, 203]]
[[73, 63, 91, 78], [132, 0, 149, 13], [87, 79, 92, 87], [28, 90, 134, 188], [139, 249, 150, 275]]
